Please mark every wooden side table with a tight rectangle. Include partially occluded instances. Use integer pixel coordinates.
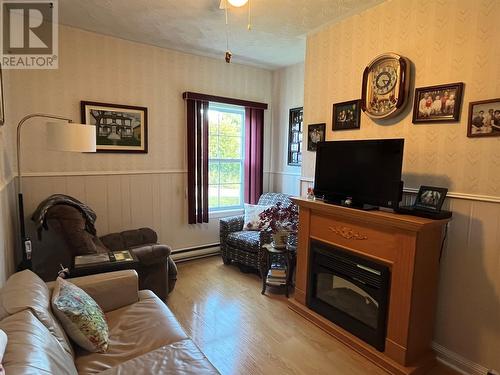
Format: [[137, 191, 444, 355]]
[[260, 244, 295, 297], [70, 250, 139, 278]]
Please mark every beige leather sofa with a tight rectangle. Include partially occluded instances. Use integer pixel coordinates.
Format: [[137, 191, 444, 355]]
[[0, 269, 219, 374]]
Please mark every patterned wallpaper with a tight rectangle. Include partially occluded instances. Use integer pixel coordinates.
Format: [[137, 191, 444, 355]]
[[0, 69, 16, 286], [302, 0, 500, 371], [0, 69, 14, 189], [6, 25, 273, 175], [302, 0, 500, 198], [270, 63, 304, 195], [2, 25, 275, 271]]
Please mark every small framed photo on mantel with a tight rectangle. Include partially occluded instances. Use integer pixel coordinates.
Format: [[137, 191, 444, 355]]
[[332, 99, 361, 131], [412, 82, 464, 124], [467, 98, 500, 137], [414, 186, 448, 212], [81, 101, 148, 153]]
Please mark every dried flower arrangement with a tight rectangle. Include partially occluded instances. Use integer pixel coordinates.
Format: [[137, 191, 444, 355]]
[[258, 202, 298, 234]]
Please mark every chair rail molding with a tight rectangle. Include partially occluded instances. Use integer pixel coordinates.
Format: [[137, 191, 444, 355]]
[[299, 176, 500, 204], [20, 169, 188, 177], [268, 170, 301, 176], [403, 188, 500, 204]]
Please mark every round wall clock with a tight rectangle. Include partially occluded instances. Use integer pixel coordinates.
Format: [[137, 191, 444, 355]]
[[361, 53, 410, 119]]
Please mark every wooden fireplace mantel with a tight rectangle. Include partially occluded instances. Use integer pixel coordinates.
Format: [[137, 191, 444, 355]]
[[289, 197, 450, 375]]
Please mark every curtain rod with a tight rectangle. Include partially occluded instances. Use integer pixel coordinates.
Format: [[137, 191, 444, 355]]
[[182, 92, 268, 110]]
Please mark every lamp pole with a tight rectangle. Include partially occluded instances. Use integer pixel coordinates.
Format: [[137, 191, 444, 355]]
[[16, 114, 73, 271]]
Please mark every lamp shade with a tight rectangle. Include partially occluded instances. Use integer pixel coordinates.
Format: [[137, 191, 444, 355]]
[[46, 122, 96, 152]]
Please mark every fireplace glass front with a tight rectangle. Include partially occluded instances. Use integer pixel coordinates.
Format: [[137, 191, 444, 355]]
[[316, 272, 379, 330], [307, 240, 390, 351]]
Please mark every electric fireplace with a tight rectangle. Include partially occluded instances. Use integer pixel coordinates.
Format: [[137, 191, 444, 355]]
[[307, 240, 390, 351], [290, 198, 450, 372]]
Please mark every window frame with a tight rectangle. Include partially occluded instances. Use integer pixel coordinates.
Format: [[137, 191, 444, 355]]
[[288, 106, 303, 166]]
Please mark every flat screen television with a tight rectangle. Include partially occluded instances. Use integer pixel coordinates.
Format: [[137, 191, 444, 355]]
[[314, 139, 404, 209]]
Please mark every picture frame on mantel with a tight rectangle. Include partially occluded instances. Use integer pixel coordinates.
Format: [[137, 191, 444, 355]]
[[81, 101, 148, 153]]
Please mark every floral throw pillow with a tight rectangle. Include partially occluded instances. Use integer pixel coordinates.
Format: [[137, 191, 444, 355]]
[[51, 277, 109, 353], [243, 204, 271, 231]]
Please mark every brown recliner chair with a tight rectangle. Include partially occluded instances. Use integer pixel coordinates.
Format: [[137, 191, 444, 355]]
[[30, 204, 177, 301]]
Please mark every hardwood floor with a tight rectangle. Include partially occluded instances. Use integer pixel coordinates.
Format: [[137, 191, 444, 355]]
[[167, 256, 458, 375]]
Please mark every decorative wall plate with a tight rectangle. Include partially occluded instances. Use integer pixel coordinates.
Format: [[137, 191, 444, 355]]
[[361, 53, 410, 119]]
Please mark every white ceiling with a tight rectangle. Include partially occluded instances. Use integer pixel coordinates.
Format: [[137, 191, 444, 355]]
[[58, 0, 384, 69]]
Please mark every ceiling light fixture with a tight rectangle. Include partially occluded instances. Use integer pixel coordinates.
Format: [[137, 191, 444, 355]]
[[227, 0, 248, 7]]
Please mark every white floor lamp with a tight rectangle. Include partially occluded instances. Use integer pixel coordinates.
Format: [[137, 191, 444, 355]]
[[16, 114, 96, 270]]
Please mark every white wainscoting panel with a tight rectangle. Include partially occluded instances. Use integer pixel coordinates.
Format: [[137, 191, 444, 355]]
[[0, 180, 17, 286], [23, 173, 221, 251]]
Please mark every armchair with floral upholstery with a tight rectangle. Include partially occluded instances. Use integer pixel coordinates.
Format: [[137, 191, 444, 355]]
[[219, 193, 293, 273]]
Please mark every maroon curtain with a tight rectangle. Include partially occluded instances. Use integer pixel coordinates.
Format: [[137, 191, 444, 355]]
[[244, 107, 264, 204], [185, 98, 209, 224]]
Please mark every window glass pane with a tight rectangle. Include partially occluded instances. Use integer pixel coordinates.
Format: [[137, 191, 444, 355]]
[[209, 185, 219, 208], [288, 107, 303, 166], [220, 162, 241, 184], [218, 135, 241, 159], [219, 184, 241, 207], [208, 111, 219, 135], [208, 102, 245, 211], [209, 135, 218, 159], [209, 162, 220, 185], [219, 113, 243, 136]]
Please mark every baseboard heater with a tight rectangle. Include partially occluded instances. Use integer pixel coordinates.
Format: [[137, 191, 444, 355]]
[[171, 243, 220, 262]]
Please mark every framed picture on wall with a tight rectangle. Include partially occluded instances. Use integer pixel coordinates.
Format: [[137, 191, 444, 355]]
[[412, 82, 464, 124], [467, 98, 500, 137], [307, 123, 325, 151], [81, 101, 148, 153], [332, 99, 361, 131], [288, 107, 303, 166]]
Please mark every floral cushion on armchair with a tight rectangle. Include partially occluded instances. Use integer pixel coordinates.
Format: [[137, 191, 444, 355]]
[[243, 204, 271, 231]]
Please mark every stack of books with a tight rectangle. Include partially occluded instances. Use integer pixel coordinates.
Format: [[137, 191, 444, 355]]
[[266, 267, 287, 286]]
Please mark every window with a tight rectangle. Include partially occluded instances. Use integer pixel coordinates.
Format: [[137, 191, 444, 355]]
[[208, 103, 245, 211], [288, 107, 303, 166]]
